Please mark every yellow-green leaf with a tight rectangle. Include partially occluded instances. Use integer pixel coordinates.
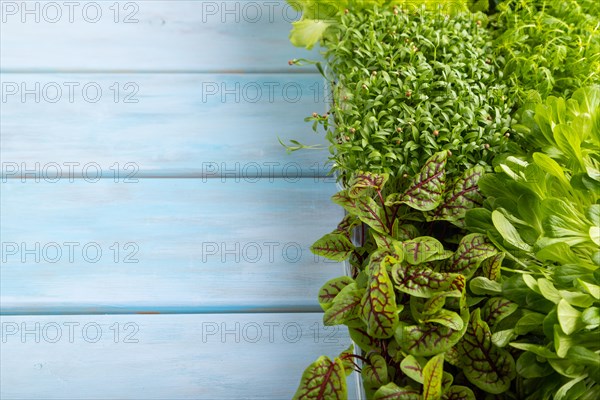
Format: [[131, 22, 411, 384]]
[[292, 356, 347, 400], [423, 354, 444, 400], [360, 257, 399, 338]]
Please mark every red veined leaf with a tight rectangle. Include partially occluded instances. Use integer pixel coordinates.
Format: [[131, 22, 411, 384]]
[[292, 356, 347, 400]]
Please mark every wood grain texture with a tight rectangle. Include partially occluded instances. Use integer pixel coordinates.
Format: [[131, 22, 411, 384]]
[[0, 313, 361, 399], [0, 0, 321, 72], [0, 1, 356, 395], [0, 178, 343, 314], [0, 73, 331, 177]]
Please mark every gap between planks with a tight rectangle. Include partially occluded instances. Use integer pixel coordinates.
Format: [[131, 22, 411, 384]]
[[0, 69, 322, 74], [1, 175, 335, 179], [0, 305, 326, 317]]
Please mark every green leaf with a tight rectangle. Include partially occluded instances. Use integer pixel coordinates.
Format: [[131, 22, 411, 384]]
[[554, 375, 587, 400], [470, 277, 502, 296], [538, 278, 562, 304], [387, 151, 448, 211], [552, 264, 595, 286], [578, 279, 600, 300], [318, 276, 355, 310], [311, 232, 354, 262], [579, 386, 600, 400], [360, 257, 399, 339], [567, 346, 600, 367], [514, 312, 545, 335], [422, 290, 464, 316], [491, 210, 533, 252], [557, 299, 583, 335], [516, 351, 554, 378], [442, 372, 453, 391], [522, 274, 540, 293], [554, 324, 574, 358], [422, 309, 464, 331], [442, 385, 476, 400], [491, 329, 515, 347], [392, 222, 420, 241], [581, 307, 600, 327], [400, 355, 425, 384], [348, 326, 378, 353], [547, 357, 586, 378], [539, 198, 591, 248], [465, 208, 495, 234], [332, 191, 388, 234], [402, 236, 452, 265], [589, 226, 600, 247], [509, 343, 558, 359], [361, 353, 389, 386], [480, 253, 505, 282], [442, 234, 497, 279], [481, 297, 518, 328], [373, 383, 420, 400], [292, 356, 347, 400], [348, 172, 389, 198], [453, 309, 516, 394], [587, 205, 599, 228], [371, 231, 399, 252], [395, 310, 469, 357], [502, 274, 530, 305], [339, 344, 355, 377], [559, 289, 594, 308], [392, 263, 464, 298], [334, 214, 360, 239], [539, 243, 581, 267], [323, 284, 363, 326], [532, 152, 571, 187], [289, 19, 333, 50], [469, 0, 489, 12], [422, 354, 444, 400], [553, 124, 583, 173], [430, 166, 485, 225]]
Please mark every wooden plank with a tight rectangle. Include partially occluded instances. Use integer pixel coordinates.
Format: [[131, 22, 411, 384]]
[[0, 73, 330, 178], [0, 0, 320, 72], [0, 178, 343, 314], [0, 313, 360, 399]]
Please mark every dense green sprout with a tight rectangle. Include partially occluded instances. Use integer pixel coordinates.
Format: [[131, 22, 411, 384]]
[[493, 0, 600, 103], [320, 6, 514, 185]]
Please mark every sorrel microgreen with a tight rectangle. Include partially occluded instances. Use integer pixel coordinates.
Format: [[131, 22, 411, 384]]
[[294, 154, 518, 399]]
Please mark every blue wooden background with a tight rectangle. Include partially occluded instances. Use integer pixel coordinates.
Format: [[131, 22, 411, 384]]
[[0, 1, 360, 398]]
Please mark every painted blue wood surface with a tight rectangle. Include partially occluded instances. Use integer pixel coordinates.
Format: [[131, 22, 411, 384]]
[[0, 1, 354, 398], [0, 73, 330, 178], [0, 0, 321, 72], [0, 314, 361, 399], [0, 178, 342, 314]]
